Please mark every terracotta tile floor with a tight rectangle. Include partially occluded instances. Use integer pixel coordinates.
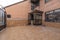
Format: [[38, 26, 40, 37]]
[[0, 26, 60, 40]]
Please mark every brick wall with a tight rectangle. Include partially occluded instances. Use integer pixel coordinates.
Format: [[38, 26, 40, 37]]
[[5, 0, 31, 27], [40, 0, 60, 28]]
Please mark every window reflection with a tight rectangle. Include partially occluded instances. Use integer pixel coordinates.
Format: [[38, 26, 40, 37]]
[[45, 8, 60, 22]]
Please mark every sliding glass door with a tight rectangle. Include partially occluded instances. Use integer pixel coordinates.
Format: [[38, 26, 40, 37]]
[[0, 9, 4, 26], [0, 8, 6, 31]]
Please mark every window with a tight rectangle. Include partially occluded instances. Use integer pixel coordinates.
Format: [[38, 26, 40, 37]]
[[45, 11, 56, 22], [54, 9, 60, 22], [45, 0, 51, 3], [31, 0, 40, 10], [31, 0, 40, 4], [45, 8, 60, 23]]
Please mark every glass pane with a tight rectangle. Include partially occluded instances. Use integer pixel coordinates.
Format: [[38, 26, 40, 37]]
[[0, 9, 3, 23], [45, 0, 51, 3], [0, 9, 4, 25]]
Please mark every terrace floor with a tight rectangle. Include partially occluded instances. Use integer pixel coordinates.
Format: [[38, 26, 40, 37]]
[[0, 26, 60, 40]]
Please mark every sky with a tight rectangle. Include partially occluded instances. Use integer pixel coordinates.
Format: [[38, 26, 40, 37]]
[[0, 0, 23, 7]]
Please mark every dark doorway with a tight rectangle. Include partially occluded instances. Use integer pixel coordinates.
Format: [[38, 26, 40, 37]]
[[28, 10, 43, 25]]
